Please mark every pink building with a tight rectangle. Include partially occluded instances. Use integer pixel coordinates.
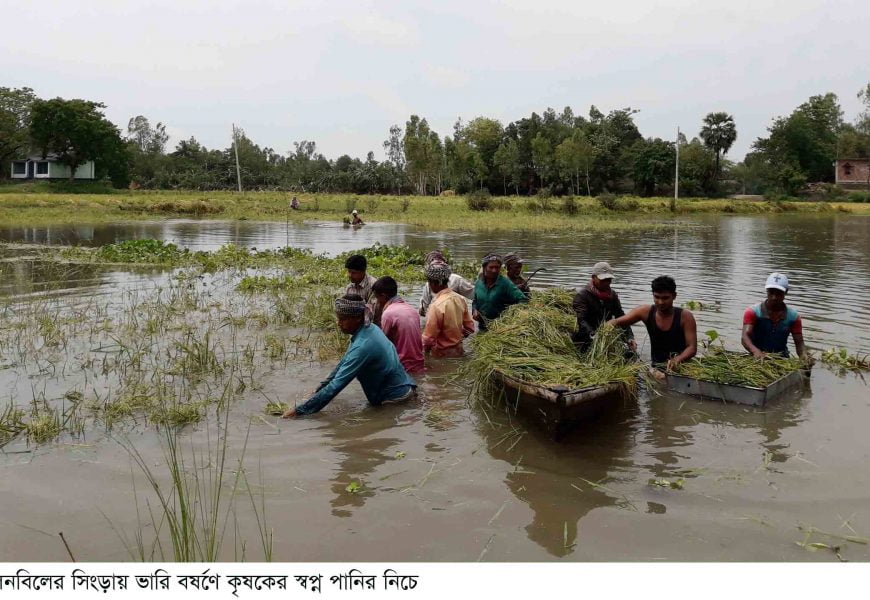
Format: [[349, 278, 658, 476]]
[[835, 158, 870, 188]]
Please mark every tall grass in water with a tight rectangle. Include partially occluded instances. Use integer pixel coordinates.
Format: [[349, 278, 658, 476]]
[[115, 392, 272, 562]]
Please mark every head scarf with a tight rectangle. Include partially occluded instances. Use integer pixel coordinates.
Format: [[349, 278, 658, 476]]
[[425, 250, 446, 266], [334, 295, 367, 317], [425, 262, 452, 283], [481, 253, 503, 267], [503, 252, 523, 268]]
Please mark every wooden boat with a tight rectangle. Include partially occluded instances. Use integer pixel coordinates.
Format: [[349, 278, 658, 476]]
[[489, 370, 633, 437]]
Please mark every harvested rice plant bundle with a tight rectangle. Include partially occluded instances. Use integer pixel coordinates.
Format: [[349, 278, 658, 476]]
[[670, 349, 805, 388], [464, 303, 640, 404]]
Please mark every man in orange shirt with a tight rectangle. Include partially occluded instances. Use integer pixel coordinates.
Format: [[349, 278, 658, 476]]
[[422, 262, 475, 358]]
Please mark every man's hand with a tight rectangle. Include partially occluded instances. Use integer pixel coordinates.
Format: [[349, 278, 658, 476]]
[[472, 310, 481, 322], [282, 407, 298, 419], [649, 367, 667, 382], [666, 357, 680, 372], [628, 339, 638, 352], [751, 349, 765, 359]]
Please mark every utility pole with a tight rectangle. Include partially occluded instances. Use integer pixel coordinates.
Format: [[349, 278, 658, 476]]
[[672, 126, 680, 212], [232, 123, 242, 193]]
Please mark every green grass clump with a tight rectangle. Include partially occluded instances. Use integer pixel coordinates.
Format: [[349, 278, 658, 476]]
[[465, 300, 640, 393], [97, 239, 188, 264], [670, 349, 804, 387], [149, 401, 204, 427]]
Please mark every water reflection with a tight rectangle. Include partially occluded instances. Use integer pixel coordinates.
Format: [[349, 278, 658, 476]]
[[477, 399, 639, 557]]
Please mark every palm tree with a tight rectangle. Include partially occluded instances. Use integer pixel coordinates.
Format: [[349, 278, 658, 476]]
[[700, 112, 737, 179]]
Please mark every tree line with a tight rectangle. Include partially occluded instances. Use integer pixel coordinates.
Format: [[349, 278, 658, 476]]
[[1, 84, 868, 196]]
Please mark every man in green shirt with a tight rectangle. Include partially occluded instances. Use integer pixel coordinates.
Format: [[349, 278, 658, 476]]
[[472, 253, 529, 331]]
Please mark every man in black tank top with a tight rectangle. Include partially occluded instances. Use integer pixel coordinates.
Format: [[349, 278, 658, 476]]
[[607, 276, 697, 379]]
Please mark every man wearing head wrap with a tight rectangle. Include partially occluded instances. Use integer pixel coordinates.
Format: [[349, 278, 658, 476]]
[[503, 252, 531, 297], [472, 253, 528, 331], [741, 272, 807, 359], [422, 262, 475, 357], [283, 294, 416, 417], [572, 261, 634, 353], [418, 249, 475, 316], [372, 276, 424, 373]]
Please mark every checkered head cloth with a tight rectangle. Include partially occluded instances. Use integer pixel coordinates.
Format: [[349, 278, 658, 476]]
[[425, 250, 446, 266], [425, 262, 452, 283], [334, 294, 367, 317], [481, 253, 503, 267]]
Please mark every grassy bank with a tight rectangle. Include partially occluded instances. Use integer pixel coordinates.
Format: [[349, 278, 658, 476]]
[[0, 190, 868, 230]]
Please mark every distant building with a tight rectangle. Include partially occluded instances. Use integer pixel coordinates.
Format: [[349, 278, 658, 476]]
[[835, 158, 870, 188], [10, 154, 96, 180]]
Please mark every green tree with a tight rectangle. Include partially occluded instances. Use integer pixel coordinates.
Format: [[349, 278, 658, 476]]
[[30, 97, 127, 182], [628, 138, 675, 196], [754, 93, 843, 185], [0, 86, 38, 173], [699, 112, 737, 180], [493, 138, 522, 195], [127, 115, 169, 154], [555, 131, 595, 195], [382, 124, 406, 193], [530, 133, 554, 189], [678, 138, 717, 196]]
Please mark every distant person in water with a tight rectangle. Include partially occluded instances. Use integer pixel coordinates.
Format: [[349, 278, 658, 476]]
[[503, 252, 531, 297], [291, 196, 300, 210], [418, 250, 474, 316], [372, 276, 424, 373], [283, 294, 416, 417], [351, 209, 364, 225], [742, 272, 807, 360], [608, 275, 697, 379]]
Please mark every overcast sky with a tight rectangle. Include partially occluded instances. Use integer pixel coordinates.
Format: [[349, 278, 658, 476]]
[[3, 0, 868, 162]]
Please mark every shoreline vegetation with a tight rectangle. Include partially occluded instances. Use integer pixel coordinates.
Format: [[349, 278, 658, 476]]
[[1, 189, 868, 231]]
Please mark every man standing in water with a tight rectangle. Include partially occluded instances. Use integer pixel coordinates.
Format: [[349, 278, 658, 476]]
[[742, 272, 808, 360], [283, 294, 416, 418], [572, 261, 635, 352], [351, 209, 364, 225], [503, 252, 531, 297], [345, 254, 379, 323], [608, 276, 697, 377], [422, 262, 475, 357], [472, 253, 528, 331], [418, 250, 475, 316], [372, 276, 425, 373]]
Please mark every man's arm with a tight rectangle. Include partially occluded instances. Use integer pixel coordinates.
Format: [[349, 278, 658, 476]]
[[789, 315, 808, 361], [610, 293, 635, 340], [668, 310, 697, 368], [419, 284, 433, 316], [505, 279, 530, 305], [608, 305, 648, 328], [572, 291, 596, 342], [461, 304, 475, 337], [289, 345, 366, 416], [421, 305, 441, 352], [741, 308, 764, 358], [453, 275, 475, 299]]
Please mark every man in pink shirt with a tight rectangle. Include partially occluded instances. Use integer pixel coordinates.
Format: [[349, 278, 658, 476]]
[[422, 263, 475, 358], [372, 276, 425, 373]]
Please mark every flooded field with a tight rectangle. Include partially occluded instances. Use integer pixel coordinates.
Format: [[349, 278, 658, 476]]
[[1, 214, 869, 562]]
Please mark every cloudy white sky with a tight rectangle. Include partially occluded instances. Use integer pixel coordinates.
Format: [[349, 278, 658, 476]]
[[3, 0, 868, 161]]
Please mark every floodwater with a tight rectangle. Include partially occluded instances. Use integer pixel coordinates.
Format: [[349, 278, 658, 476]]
[[1, 214, 869, 562]]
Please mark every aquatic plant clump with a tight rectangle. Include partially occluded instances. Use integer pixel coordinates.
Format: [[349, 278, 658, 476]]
[[670, 349, 805, 388], [820, 347, 870, 373], [465, 299, 641, 393]]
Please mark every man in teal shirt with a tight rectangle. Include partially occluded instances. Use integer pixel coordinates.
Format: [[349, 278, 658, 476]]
[[472, 253, 529, 331], [283, 294, 417, 417]]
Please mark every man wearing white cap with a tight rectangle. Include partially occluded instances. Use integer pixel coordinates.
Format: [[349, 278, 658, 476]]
[[741, 272, 807, 360], [572, 261, 635, 352], [351, 209, 363, 225]]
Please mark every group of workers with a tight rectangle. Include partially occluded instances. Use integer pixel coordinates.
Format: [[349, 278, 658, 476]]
[[282, 250, 807, 418]]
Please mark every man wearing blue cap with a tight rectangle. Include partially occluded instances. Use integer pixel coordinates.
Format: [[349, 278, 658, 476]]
[[741, 272, 807, 360]]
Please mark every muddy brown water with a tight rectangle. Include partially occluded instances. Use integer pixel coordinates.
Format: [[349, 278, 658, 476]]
[[1, 215, 870, 561]]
